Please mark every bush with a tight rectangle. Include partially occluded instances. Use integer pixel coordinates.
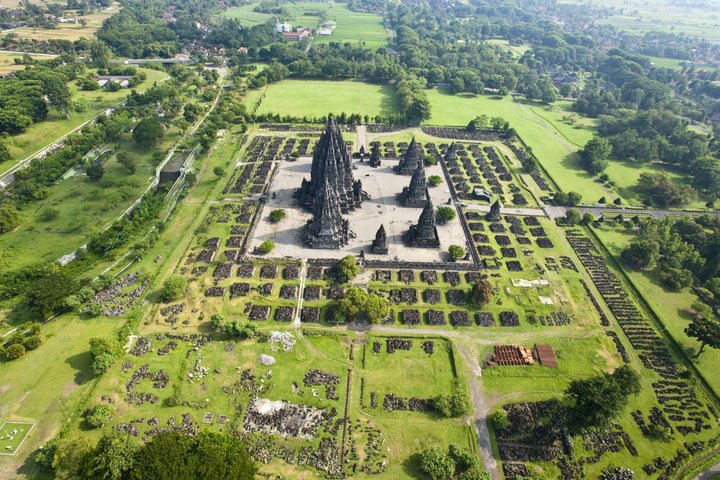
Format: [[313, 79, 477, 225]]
[[489, 409, 509, 429], [160, 276, 188, 302], [91, 353, 116, 376], [436, 206, 456, 224], [469, 280, 492, 306], [419, 447, 455, 480], [269, 209, 286, 223], [257, 240, 275, 254], [86, 164, 105, 181], [213, 166, 225, 177], [424, 155, 438, 166], [40, 208, 60, 222], [84, 404, 113, 429], [4, 343, 26, 360], [33, 437, 60, 471], [448, 245, 465, 261], [335, 255, 359, 283], [0, 204, 21, 234], [428, 175, 443, 186]]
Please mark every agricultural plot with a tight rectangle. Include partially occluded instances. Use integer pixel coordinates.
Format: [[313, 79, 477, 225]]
[[313, 4, 388, 48], [11, 6, 118, 41], [0, 422, 34, 456], [0, 52, 55, 74]]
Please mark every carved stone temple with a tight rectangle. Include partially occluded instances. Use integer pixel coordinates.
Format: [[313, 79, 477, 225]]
[[404, 200, 440, 248], [371, 224, 389, 254], [394, 137, 424, 175], [399, 163, 429, 208]]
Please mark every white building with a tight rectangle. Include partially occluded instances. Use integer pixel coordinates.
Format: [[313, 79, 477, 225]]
[[275, 22, 292, 33]]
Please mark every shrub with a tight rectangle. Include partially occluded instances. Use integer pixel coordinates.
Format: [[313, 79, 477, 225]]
[[4, 343, 26, 359], [448, 245, 465, 261], [428, 175, 443, 186], [160, 276, 188, 302], [436, 206, 456, 224], [257, 240, 275, 254], [84, 404, 113, 429], [269, 209, 286, 223], [489, 409, 509, 429]]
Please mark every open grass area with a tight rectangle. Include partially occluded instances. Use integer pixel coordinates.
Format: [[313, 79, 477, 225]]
[[592, 224, 720, 397], [485, 39, 531, 59], [222, 2, 276, 26], [1, 67, 168, 176], [246, 80, 399, 119], [559, 0, 720, 42], [11, 6, 117, 41], [0, 422, 34, 456], [0, 52, 55, 74], [313, 3, 387, 48]]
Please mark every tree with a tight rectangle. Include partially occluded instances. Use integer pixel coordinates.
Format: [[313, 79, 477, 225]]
[[130, 431, 256, 480], [364, 293, 390, 324], [469, 280, 493, 307], [33, 437, 60, 471], [26, 265, 77, 317], [436, 206, 456, 224], [92, 353, 117, 376], [90, 431, 139, 480], [565, 208, 582, 225], [117, 152, 137, 174], [448, 245, 465, 261], [636, 173, 696, 208], [565, 366, 640, 431], [0, 204, 21, 233], [335, 255, 359, 283], [489, 409, 509, 430], [434, 385, 470, 418], [213, 166, 225, 177], [428, 175, 443, 186], [53, 437, 95, 480], [3, 343, 26, 359], [269, 209, 286, 223], [567, 191, 582, 206], [659, 265, 693, 290], [89, 336, 122, 376], [621, 240, 659, 269], [424, 155, 438, 166], [419, 447, 455, 480], [132, 117, 164, 147], [448, 445, 481, 473], [86, 163, 105, 181], [257, 239, 275, 254], [85, 404, 113, 429], [0, 140, 10, 163], [685, 316, 720, 357], [90, 41, 111, 69], [160, 276, 187, 302], [580, 137, 611, 175]]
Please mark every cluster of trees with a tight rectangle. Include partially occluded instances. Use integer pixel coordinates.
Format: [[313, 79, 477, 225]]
[[620, 216, 719, 292], [89, 336, 124, 376], [210, 313, 257, 338], [0, 325, 42, 360], [35, 431, 256, 480], [329, 286, 390, 324], [418, 444, 488, 480]]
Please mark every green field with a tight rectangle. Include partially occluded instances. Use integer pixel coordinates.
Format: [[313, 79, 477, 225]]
[[0, 52, 56, 74], [246, 79, 400, 119], [313, 3, 387, 48], [222, 2, 274, 26], [592, 224, 720, 397], [559, 0, 720, 42]]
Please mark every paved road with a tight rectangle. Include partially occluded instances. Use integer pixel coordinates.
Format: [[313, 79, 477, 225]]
[[356, 124, 367, 151]]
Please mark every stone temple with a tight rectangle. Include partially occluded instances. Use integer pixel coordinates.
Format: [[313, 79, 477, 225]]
[[298, 117, 368, 249], [394, 137, 424, 175], [298, 117, 367, 214], [404, 199, 440, 248], [371, 224, 388, 254], [399, 162, 429, 208]]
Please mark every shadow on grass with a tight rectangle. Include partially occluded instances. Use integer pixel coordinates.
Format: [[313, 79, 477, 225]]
[[402, 452, 424, 479], [65, 351, 93, 385]]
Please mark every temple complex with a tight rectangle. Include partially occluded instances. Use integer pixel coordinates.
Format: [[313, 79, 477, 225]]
[[394, 137, 424, 175], [371, 224, 389, 254], [399, 163, 429, 208], [298, 117, 367, 214], [404, 200, 440, 248]]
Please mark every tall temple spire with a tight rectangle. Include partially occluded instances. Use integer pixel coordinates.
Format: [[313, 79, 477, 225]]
[[371, 224, 388, 254], [304, 175, 349, 249], [395, 137, 424, 175], [399, 162, 428, 208], [404, 199, 440, 248]]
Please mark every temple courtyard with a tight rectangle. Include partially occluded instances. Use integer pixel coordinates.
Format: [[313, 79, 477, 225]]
[[248, 154, 471, 262]]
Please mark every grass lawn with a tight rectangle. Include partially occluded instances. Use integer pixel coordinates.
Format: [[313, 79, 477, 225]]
[[426, 88, 608, 201], [0, 422, 34, 456], [246, 80, 400, 119], [1, 67, 168, 176], [485, 39, 531, 59], [221, 2, 274, 26], [313, 3, 387, 48], [0, 52, 56, 74], [592, 224, 720, 397]]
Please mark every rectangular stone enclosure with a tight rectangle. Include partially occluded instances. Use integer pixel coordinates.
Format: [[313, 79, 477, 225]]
[[248, 156, 471, 262]]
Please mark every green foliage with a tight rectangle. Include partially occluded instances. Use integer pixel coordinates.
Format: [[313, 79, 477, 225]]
[[0, 204, 21, 233], [565, 366, 641, 431], [4, 343, 26, 359], [435, 206, 456, 224], [580, 137, 611, 175], [468, 279, 493, 307], [257, 239, 275, 254], [269, 209, 286, 223], [89, 431, 140, 480], [129, 431, 256, 480], [335, 255, 359, 283], [448, 244, 465, 261], [213, 166, 225, 177], [92, 353, 117, 376], [33, 437, 60, 471], [330, 287, 389, 324], [117, 152, 137, 174], [428, 174, 443, 186], [489, 408, 510, 430], [132, 117, 165, 147], [25, 264, 78, 317], [685, 314, 720, 357], [636, 172, 696, 208], [160, 276, 188, 302], [84, 404, 114, 429], [0, 139, 10, 163], [52, 437, 95, 480], [424, 155, 438, 166], [565, 208, 582, 225], [419, 447, 455, 480], [40, 208, 60, 222], [89, 337, 123, 376], [211, 313, 257, 338], [86, 163, 105, 181], [434, 384, 470, 418]]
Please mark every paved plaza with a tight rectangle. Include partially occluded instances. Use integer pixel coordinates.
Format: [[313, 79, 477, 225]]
[[248, 156, 472, 262]]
